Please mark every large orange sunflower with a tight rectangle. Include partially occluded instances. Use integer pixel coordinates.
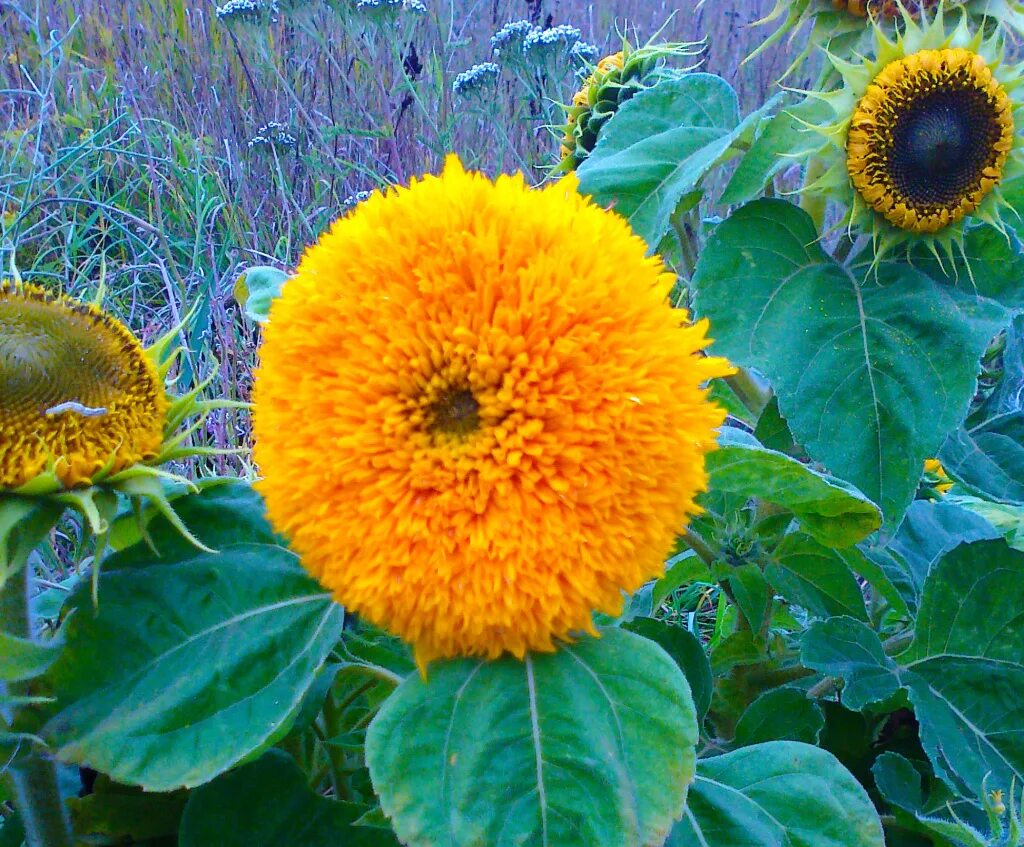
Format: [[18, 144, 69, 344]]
[[252, 156, 732, 668]]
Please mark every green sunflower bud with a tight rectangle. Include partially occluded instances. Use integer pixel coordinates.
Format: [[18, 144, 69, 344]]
[[556, 39, 701, 172]]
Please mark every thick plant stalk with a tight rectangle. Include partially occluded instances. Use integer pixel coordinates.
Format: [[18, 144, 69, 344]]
[[0, 509, 74, 847]]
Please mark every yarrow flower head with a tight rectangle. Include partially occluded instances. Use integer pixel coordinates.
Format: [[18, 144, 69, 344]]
[[341, 189, 375, 212], [558, 37, 702, 171], [247, 121, 297, 150], [215, 0, 279, 25], [452, 62, 500, 99], [489, 20, 534, 58], [252, 156, 733, 670], [522, 24, 583, 62], [568, 40, 599, 68], [0, 281, 234, 541], [797, 9, 1024, 268]]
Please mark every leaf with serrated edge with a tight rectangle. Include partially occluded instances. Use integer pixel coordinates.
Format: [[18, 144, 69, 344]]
[[693, 199, 1011, 526], [578, 74, 747, 249], [709, 428, 880, 548], [667, 741, 885, 846], [366, 628, 697, 847], [803, 539, 1024, 798], [40, 543, 344, 791]]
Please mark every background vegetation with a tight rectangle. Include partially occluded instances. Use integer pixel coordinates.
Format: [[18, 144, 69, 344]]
[[0, 0, 793, 476]]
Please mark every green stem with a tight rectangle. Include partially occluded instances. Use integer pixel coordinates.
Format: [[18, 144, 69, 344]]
[[320, 689, 353, 802], [0, 550, 74, 847], [799, 156, 828, 232], [726, 366, 772, 418], [670, 206, 699, 281], [682, 528, 716, 569]]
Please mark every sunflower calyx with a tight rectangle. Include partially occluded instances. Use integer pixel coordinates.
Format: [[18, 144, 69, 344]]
[[557, 38, 702, 171], [746, 0, 1024, 79]]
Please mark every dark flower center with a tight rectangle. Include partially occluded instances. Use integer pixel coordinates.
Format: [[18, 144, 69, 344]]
[[427, 387, 480, 437], [889, 86, 1003, 209]]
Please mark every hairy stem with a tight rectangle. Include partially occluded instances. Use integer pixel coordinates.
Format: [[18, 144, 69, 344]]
[[1, 555, 73, 847], [725, 366, 772, 419]]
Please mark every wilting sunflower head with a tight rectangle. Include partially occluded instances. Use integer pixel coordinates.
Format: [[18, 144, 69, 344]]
[[0, 281, 238, 547], [800, 9, 1024, 265], [0, 282, 167, 491], [252, 156, 733, 669], [556, 38, 702, 172]]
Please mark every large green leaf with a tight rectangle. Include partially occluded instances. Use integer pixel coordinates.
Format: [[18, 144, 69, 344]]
[[366, 628, 697, 847], [179, 749, 397, 846], [940, 411, 1024, 505], [766, 533, 869, 622], [708, 428, 880, 547], [667, 742, 885, 846], [577, 74, 752, 249], [733, 689, 825, 747], [859, 500, 998, 614], [39, 542, 344, 791], [720, 97, 832, 207], [693, 200, 1011, 525], [801, 617, 901, 712], [624, 618, 713, 722], [908, 223, 1024, 312], [802, 539, 1024, 797]]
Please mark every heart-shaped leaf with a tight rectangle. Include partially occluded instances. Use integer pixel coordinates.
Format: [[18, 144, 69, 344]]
[[40, 543, 344, 791], [366, 628, 698, 847], [693, 200, 1011, 525], [667, 741, 885, 846], [578, 74, 755, 249]]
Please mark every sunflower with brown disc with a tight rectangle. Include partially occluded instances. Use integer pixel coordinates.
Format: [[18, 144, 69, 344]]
[[0, 279, 239, 545], [796, 8, 1024, 266]]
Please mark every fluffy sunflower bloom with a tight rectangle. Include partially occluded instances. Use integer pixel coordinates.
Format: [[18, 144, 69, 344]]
[[556, 38, 702, 172], [253, 156, 732, 669], [0, 280, 233, 540], [798, 9, 1024, 266]]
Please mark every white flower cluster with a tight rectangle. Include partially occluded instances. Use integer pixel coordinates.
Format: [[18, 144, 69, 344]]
[[569, 40, 599, 66], [215, 0, 279, 24], [247, 122, 297, 150], [452, 62, 500, 98], [490, 20, 590, 69], [489, 20, 534, 57], [341, 190, 375, 212], [353, 0, 427, 14], [522, 24, 582, 57]]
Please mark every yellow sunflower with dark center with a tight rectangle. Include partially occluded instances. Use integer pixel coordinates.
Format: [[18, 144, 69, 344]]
[[847, 46, 1013, 232], [0, 282, 166, 490], [253, 156, 733, 669], [799, 10, 1024, 265]]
